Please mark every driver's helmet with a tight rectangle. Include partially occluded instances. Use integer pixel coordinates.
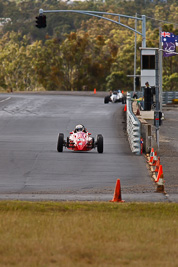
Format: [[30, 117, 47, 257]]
[[74, 124, 85, 132]]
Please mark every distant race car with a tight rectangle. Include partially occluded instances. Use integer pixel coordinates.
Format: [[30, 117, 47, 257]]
[[104, 90, 126, 104], [57, 124, 103, 153]]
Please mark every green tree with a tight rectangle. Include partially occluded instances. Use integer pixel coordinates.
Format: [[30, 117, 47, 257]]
[[106, 71, 127, 91]]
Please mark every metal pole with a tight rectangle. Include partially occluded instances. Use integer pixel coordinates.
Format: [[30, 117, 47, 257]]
[[159, 26, 163, 112], [39, 9, 143, 36], [155, 49, 160, 148], [142, 15, 146, 47], [134, 13, 137, 92]]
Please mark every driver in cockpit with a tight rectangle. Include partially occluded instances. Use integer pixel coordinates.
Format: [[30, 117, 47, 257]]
[[74, 124, 87, 133]]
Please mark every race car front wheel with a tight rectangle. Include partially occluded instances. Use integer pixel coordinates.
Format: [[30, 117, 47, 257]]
[[57, 133, 64, 152], [97, 134, 103, 153]]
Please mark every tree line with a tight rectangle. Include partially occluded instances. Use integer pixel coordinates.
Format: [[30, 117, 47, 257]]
[[0, 0, 177, 92]]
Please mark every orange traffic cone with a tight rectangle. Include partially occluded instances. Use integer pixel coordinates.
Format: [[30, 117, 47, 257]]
[[154, 157, 160, 173], [155, 165, 163, 183], [155, 165, 165, 193], [151, 151, 158, 166], [156, 177, 166, 193], [110, 179, 125, 203], [156, 176, 165, 193], [147, 148, 154, 163], [152, 156, 160, 180], [150, 151, 158, 171], [124, 104, 127, 112], [150, 148, 154, 157], [94, 88, 96, 94], [148, 154, 154, 164]]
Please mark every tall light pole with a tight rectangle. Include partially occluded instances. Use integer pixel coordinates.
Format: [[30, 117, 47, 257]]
[[159, 26, 163, 112], [133, 13, 137, 92], [142, 15, 146, 48], [39, 9, 146, 48], [38, 9, 147, 95]]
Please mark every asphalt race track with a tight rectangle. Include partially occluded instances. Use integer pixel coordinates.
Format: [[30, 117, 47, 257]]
[[0, 93, 167, 202]]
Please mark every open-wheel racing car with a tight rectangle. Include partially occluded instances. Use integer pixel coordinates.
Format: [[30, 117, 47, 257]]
[[104, 90, 126, 104], [57, 124, 103, 153]]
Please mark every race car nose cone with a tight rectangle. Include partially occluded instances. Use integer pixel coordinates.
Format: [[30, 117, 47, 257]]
[[77, 141, 85, 150]]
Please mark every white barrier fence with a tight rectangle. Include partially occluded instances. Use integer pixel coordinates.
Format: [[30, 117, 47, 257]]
[[126, 93, 141, 155]]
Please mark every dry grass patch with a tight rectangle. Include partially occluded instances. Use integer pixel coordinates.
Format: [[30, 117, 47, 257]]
[[0, 201, 177, 267]]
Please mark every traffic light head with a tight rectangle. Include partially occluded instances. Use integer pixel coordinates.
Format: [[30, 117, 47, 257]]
[[36, 16, 42, 28], [35, 15, 46, 28], [41, 15, 46, 28]]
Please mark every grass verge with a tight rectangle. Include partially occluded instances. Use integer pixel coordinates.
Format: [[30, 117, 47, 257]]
[[0, 201, 177, 267]]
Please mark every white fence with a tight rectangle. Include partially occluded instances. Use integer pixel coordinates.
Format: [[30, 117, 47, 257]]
[[126, 93, 141, 155]]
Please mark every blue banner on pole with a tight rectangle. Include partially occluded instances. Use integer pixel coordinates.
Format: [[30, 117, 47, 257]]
[[162, 32, 177, 57], [163, 42, 176, 57]]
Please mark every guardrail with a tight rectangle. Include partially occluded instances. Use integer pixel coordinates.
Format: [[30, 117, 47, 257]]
[[126, 93, 141, 155]]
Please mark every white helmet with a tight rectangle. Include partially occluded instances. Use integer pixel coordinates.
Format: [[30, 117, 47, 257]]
[[75, 124, 85, 132]]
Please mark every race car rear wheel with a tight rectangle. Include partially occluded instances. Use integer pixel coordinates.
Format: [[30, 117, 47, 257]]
[[104, 96, 110, 104], [66, 137, 70, 148], [97, 134, 103, 153], [122, 96, 126, 104], [92, 137, 95, 148], [57, 133, 64, 152]]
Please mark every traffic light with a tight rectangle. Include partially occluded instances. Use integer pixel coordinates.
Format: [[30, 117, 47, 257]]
[[35, 15, 46, 28], [42, 15, 46, 28], [159, 111, 162, 126], [154, 111, 162, 126], [36, 16, 42, 28]]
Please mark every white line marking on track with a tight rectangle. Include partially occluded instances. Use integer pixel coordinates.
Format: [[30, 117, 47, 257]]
[[0, 97, 11, 103]]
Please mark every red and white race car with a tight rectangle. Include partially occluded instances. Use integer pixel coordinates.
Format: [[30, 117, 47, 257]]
[[57, 124, 103, 153]]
